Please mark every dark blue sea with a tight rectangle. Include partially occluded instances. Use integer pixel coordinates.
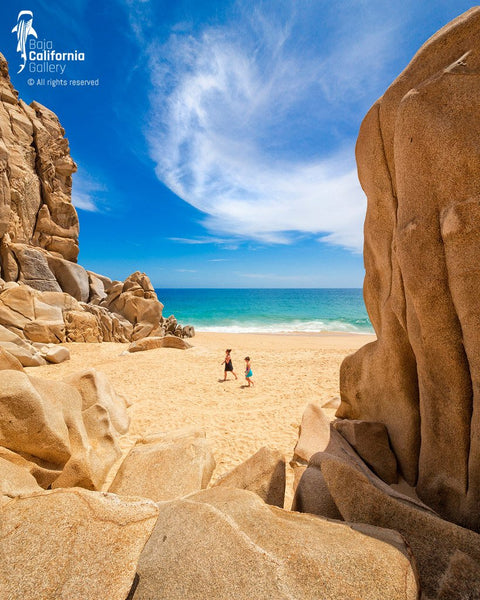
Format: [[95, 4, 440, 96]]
[[155, 289, 373, 334]]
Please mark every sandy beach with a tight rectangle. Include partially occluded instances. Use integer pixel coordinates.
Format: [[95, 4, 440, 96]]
[[26, 331, 375, 505]]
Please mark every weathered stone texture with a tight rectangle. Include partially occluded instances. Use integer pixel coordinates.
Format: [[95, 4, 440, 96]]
[[133, 487, 418, 600], [338, 7, 480, 529]]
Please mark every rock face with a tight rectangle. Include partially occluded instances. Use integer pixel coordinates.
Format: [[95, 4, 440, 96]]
[[338, 7, 480, 529], [0, 52, 79, 266], [1, 488, 159, 600], [133, 487, 419, 600]]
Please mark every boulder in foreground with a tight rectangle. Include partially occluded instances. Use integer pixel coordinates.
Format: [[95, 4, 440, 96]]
[[0, 370, 123, 490], [109, 429, 215, 501], [133, 487, 418, 600], [0, 488, 159, 600]]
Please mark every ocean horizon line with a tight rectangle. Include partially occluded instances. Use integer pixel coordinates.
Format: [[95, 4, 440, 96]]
[[154, 286, 364, 290], [154, 288, 373, 335]]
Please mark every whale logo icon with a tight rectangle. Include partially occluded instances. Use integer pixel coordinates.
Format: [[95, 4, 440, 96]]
[[12, 10, 38, 74]]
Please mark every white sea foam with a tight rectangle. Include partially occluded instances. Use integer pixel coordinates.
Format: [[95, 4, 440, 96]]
[[195, 319, 373, 335]]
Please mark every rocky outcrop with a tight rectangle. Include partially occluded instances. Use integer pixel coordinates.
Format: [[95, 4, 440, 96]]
[[1, 488, 159, 600], [101, 271, 163, 340], [0, 369, 126, 490], [109, 429, 215, 502], [0, 53, 193, 356], [0, 52, 79, 265], [338, 7, 480, 530], [133, 487, 419, 600]]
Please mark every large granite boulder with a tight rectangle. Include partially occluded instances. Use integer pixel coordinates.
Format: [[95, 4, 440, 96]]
[[109, 429, 215, 501], [0, 370, 124, 490], [1, 488, 158, 600], [338, 7, 480, 530], [320, 455, 480, 600], [46, 254, 90, 301], [133, 487, 418, 600]]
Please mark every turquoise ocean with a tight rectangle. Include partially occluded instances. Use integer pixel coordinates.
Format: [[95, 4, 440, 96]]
[[155, 289, 373, 334]]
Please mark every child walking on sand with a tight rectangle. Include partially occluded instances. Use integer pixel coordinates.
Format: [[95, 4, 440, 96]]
[[221, 349, 238, 381], [244, 356, 254, 386]]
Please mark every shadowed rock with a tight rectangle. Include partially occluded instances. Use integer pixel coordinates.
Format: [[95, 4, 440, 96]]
[[333, 419, 398, 484], [436, 550, 480, 600], [212, 446, 286, 507]]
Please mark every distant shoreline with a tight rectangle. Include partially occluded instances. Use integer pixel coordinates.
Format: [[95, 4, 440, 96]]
[[194, 329, 375, 337]]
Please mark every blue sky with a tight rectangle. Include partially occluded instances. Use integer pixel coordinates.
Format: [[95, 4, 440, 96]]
[[0, 0, 474, 287]]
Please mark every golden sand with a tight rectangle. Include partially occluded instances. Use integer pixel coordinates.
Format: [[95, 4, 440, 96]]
[[27, 331, 375, 506]]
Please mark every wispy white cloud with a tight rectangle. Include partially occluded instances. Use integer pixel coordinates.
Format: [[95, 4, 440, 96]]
[[175, 268, 197, 273], [169, 236, 232, 245], [71, 170, 106, 212], [132, 1, 401, 252]]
